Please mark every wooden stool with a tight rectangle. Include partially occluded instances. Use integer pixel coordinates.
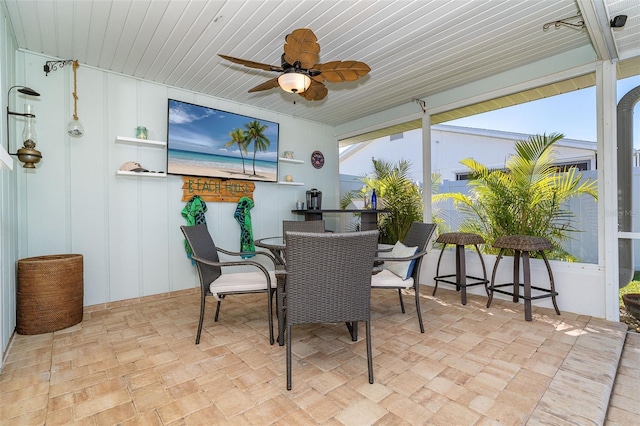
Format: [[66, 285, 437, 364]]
[[486, 235, 560, 321], [433, 232, 488, 305]]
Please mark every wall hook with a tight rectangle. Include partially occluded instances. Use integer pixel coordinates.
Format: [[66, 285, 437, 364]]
[[542, 12, 585, 31], [412, 98, 427, 113]]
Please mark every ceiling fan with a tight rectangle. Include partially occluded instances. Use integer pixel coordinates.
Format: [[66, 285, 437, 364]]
[[218, 28, 370, 101]]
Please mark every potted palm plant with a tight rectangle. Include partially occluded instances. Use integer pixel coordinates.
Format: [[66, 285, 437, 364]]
[[620, 275, 640, 326], [433, 133, 597, 259], [341, 158, 424, 244]]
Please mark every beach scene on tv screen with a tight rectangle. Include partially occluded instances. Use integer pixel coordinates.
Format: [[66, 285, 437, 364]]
[[167, 99, 279, 182]]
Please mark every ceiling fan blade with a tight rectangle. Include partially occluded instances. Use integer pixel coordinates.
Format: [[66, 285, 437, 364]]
[[300, 80, 328, 101], [218, 54, 282, 72], [283, 28, 320, 70], [316, 61, 371, 83], [248, 78, 281, 93]]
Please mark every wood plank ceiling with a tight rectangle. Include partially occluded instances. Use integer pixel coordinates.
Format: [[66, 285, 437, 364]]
[[4, 0, 639, 136]]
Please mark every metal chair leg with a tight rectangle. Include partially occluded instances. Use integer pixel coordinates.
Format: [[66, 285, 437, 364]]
[[512, 251, 521, 303], [346, 321, 358, 341], [456, 244, 468, 304], [397, 289, 405, 313], [286, 325, 292, 390], [276, 273, 287, 346], [214, 298, 223, 322], [266, 289, 274, 345], [541, 251, 561, 315], [414, 283, 425, 333], [474, 243, 489, 296], [487, 249, 504, 308], [522, 250, 532, 321], [366, 320, 374, 384], [433, 245, 447, 295], [196, 293, 206, 345]]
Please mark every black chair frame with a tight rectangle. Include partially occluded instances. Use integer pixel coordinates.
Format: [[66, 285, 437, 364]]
[[181, 224, 278, 345], [373, 222, 437, 333]]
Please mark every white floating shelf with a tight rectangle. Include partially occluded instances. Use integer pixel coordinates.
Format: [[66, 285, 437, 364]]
[[116, 171, 167, 178], [277, 181, 304, 186], [115, 136, 166, 147], [279, 157, 304, 164]]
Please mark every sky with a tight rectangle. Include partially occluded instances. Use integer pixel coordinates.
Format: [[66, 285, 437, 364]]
[[167, 99, 279, 160], [447, 74, 640, 148]]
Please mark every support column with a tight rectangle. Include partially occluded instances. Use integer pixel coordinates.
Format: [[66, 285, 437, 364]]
[[596, 60, 619, 321], [422, 113, 432, 222]]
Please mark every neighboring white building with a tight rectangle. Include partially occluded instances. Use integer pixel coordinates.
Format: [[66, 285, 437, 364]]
[[339, 124, 603, 265], [339, 124, 597, 184]]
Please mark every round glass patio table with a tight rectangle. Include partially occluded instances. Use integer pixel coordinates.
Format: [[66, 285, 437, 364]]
[[255, 236, 288, 345], [254, 236, 285, 250], [254, 236, 286, 265]]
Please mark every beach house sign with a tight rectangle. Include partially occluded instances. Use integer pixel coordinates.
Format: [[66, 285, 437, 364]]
[[181, 176, 255, 202]]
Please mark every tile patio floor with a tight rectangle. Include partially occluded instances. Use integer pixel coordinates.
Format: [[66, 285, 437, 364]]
[[1, 286, 638, 425]]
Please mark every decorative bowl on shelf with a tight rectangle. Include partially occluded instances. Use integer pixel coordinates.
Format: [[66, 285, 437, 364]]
[[622, 293, 640, 320]]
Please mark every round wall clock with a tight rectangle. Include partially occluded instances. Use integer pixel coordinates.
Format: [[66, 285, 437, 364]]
[[311, 150, 325, 169]]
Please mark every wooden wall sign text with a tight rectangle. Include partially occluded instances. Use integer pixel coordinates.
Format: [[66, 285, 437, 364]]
[[181, 177, 255, 203]]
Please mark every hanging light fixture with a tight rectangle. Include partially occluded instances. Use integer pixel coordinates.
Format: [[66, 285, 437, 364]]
[[66, 60, 84, 137], [44, 59, 84, 137], [277, 69, 311, 93], [5, 86, 42, 168]]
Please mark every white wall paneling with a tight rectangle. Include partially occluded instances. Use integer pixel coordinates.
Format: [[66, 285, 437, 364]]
[[0, 4, 20, 367], [15, 50, 336, 308]]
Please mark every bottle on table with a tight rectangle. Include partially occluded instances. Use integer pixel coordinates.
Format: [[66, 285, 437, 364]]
[[371, 189, 377, 210]]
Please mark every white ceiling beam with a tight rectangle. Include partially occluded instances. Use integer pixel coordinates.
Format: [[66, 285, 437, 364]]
[[577, 0, 618, 61]]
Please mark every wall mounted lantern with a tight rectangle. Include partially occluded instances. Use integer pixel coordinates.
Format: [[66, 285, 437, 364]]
[[6, 86, 42, 168]]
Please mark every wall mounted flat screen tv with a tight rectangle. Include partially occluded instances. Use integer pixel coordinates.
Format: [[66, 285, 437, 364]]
[[167, 99, 279, 182]]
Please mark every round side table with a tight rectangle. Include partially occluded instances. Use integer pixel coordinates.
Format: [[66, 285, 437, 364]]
[[486, 236, 560, 321], [433, 232, 489, 305]]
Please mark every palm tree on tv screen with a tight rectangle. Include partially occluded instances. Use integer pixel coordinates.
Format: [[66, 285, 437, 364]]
[[244, 120, 270, 176], [224, 128, 249, 174]]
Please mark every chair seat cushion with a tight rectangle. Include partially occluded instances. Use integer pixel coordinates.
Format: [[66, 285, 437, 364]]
[[384, 241, 418, 280], [209, 270, 277, 300], [371, 269, 414, 289]]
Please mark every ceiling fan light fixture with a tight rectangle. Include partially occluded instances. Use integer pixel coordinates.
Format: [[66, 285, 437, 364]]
[[278, 71, 311, 93], [219, 28, 370, 101]]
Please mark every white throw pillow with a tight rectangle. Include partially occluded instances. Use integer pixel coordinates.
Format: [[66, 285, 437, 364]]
[[385, 241, 418, 280]]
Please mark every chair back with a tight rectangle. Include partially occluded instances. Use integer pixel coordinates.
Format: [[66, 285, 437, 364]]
[[284, 230, 379, 325], [180, 224, 222, 287], [402, 222, 437, 281], [282, 220, 325, 235]]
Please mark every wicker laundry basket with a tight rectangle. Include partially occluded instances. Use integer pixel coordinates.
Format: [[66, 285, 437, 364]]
[[17, 254, 84, 335]]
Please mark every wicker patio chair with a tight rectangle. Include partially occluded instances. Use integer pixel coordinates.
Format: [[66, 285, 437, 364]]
[[282, 219, 326, 234], [371, 222, 437, 333], [181, 224, 278, 345], [271, 219, 328, 344], [279, 219, 326, 263], [284, 230, 379, 390]]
